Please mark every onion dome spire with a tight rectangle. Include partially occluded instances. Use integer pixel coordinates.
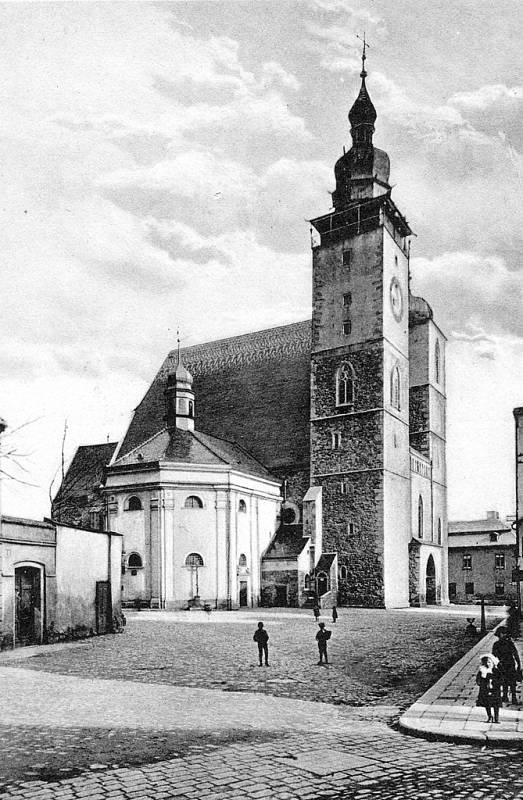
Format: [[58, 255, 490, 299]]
[[331, 36, 390, 209], [348, 35, 377, 144]]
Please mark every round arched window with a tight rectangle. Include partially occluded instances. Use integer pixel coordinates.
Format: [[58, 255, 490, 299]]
[[128, 553, 143, 569], [184, 496, 203, 509], [238, 553, 247, 567], [126, 496, 142, 511], [238, 499, 247, 513], [185, 553, 204, 567]]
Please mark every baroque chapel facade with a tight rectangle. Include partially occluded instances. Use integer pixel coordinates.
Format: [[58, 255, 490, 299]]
[[53, 62, 448, 610]]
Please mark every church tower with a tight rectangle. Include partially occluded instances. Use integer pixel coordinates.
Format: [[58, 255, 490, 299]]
[[310, 51, 412, 607]]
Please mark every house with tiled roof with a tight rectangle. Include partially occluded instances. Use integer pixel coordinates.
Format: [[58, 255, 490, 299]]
[[53, 59, 448, 610], [448, 511, 517, 604]]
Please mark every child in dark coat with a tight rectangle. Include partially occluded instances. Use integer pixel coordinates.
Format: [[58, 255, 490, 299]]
[[476, 654, 501, 723], [253, 621, 269, 667], [492, 626, 521, 704]]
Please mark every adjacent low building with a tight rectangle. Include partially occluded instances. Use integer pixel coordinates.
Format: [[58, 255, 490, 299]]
[[447, 511, 516, 604], [0, 515, 122, 648]]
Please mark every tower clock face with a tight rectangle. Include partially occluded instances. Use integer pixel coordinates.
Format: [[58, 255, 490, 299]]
[[390, 277, 404, 321]]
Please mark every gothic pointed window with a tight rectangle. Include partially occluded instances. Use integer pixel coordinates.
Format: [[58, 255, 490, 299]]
[[336, 362, 355, 407], [418, 495, 424, 539], [391, 365, 401, 410], [435, 339, 441, 384]]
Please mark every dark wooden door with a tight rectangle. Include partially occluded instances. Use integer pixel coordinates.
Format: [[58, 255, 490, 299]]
[[96, 581, 111, 634], [239, 581, 248, 607], [275, 585, 288, 607], [15, 566, 42, 646]]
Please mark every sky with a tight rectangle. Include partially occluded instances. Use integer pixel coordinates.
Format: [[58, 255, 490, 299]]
[[0, 0, 521, 522]]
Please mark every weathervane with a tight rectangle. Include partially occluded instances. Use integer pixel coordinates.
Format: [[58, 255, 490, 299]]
[[356, 32, 370, 77]]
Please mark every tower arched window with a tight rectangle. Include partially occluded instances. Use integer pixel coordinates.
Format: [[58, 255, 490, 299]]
[[435, 340, 441, 384], [391, 365, 401, 410], [238, 553, 247, 567], [418, 496, 424, 539], [238, 499, 247, 513], [437, 517, 442, 545], [126, 496, 142, 512], [184, 495, 203, 509], [336, 362, 355, 408], [185, 553, 204, 567]]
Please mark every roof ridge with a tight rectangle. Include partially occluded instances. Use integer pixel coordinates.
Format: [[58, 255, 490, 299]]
[[167, 319, 311, 359], [198, 429, 272, 473], [190, 430, 230, 465], [113, 427, 168, 464]]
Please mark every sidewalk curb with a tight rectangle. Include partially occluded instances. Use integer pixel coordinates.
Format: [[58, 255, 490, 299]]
[[399, 626, 523, 747]]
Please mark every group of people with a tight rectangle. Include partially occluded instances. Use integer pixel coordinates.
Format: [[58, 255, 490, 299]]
[[253, 609, 336, 667], [476, 625, 522, 723]]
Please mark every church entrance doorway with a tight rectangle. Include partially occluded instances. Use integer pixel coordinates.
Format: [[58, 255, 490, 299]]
[[316, 571, 329, 597], [15, 565, 43, 647], [425, 555, 436, 605], [239, 581, 248, 607], [275, 585, 288, 607]]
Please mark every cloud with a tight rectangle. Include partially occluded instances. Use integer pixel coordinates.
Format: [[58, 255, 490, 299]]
[[410, 251, 523, 340]]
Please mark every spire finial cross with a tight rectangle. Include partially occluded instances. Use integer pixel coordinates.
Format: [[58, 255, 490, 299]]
[[356, 32, 370, 77]]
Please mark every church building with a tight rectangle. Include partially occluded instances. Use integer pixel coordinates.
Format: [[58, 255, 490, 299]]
[[53, 57, 448, 610]]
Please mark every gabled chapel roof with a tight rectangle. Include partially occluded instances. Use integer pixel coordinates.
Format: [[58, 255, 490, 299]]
[[111, 427, 277, 482]]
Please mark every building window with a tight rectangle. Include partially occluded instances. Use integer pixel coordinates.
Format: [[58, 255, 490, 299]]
[[128, 552, 143, 569], [437, 518, 442, 545], [489, 532, 498, 542], [495, 553, 505, 569], [89, 510, 102, 530], [188, 401, 194, 418], [495, 582, 505, 596], [332, 432, 342, 449], [185, 553, 204, 567], [390, 366, 401, 410], [339, 565, 347, 580], [342, 249, 351, 267], [238, 499, 247, 513], [417, 496, 424, 539], [435, 339, 441, 384], [462, 554, 472, 570], [342, 321, 352, 335], [394, 255, 398, 268], [465, 582, 474, 595], [340, 481, 353, 496], [347, 521, 354, 536], [184, 495, 203, 509], [449, 582, 456, 598], [336, 362, 355, 407], [238, 553, 247, 567], [343, 292, 352, 307], [126, 496, 142, 511]]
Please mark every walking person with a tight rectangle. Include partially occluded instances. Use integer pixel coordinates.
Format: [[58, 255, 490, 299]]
[[253, 621, 269, 667], [313, 604, 320, 622], [492, 626, 521, 704], [476, 654, 501, 723], [506, 602, 520, 640], [332, 606, 338, 624], [316, 621, 331, 665]]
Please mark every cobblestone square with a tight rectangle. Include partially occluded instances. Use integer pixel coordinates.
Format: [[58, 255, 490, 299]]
[[2, 608, 523, 800]]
